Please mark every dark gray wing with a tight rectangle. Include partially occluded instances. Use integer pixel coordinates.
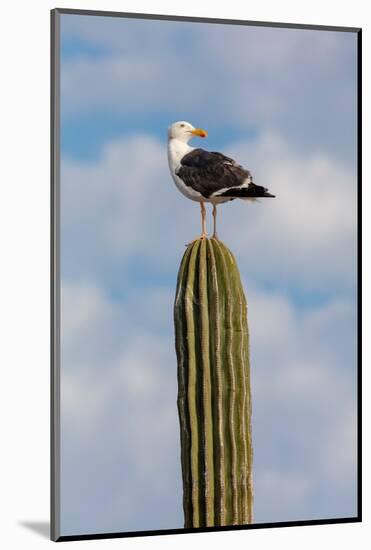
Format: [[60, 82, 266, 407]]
[[177, 148, 275, 199], [176, 148, 252, 198]]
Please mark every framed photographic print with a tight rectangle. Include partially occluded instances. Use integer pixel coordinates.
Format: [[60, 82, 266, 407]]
[[51, 8, 361, 542]]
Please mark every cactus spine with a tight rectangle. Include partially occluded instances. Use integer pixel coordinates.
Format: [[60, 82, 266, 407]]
[[174, 238, 253, 528]]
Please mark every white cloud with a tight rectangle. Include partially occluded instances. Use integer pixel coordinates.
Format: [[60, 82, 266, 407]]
[[61, 14, 183, 54], [61, 53, 192, 117], [61, 280, 120, 340], [254, 469, 312, 522], [60, 277, 357, 533], [60, 16, 357, 161], [246, 284, 357, 521], [220, 132, 357, 290], [60, 132, 357, 527], [61, 131, 357, 294], [60, 281, 183, 534], [322, 407, 357, 486]]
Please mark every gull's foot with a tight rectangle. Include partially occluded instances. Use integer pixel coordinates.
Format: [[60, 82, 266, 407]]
[[211, 232, 219, 240], [185, 233, 208, 246]]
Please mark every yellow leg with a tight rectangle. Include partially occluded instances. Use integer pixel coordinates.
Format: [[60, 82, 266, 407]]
[[200, 202, 207, 239], [185, 202, 208, 246], [212, 204, 218, 239]]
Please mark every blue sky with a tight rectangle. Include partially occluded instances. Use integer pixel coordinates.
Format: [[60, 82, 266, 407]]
[[59, 13, 358, 536]]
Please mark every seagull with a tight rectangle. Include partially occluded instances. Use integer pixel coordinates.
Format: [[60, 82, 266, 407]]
[[167, 120, 275, 239]]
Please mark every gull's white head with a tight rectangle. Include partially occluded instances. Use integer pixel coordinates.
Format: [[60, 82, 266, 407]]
[[168, 121, 208, 143]]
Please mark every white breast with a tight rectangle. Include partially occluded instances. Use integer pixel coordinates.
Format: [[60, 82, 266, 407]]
[[167, 139, 204, 202]]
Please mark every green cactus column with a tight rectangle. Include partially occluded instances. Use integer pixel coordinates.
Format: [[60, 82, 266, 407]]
[[174, 237, 253, 528]]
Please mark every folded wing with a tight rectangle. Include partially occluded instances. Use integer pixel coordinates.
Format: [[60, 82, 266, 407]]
[[176, 148, 274, 199]]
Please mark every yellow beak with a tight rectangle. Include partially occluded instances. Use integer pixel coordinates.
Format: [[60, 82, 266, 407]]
[[191, 128, 208, 138]]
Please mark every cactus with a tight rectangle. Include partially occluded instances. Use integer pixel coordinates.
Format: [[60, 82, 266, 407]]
[[174, 237, 253, 528]]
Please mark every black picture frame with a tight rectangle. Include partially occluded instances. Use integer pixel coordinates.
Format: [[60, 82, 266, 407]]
[[51, 7, 362, 542]]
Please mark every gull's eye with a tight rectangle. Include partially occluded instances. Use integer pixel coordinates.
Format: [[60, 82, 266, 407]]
[[180, 124, 185, 128]]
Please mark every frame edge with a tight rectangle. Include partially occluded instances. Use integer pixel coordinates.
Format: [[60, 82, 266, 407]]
[[51, 7, 61, 543]]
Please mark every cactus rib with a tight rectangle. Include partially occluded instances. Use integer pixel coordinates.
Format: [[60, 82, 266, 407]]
[[174, 238, 253, 528]]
